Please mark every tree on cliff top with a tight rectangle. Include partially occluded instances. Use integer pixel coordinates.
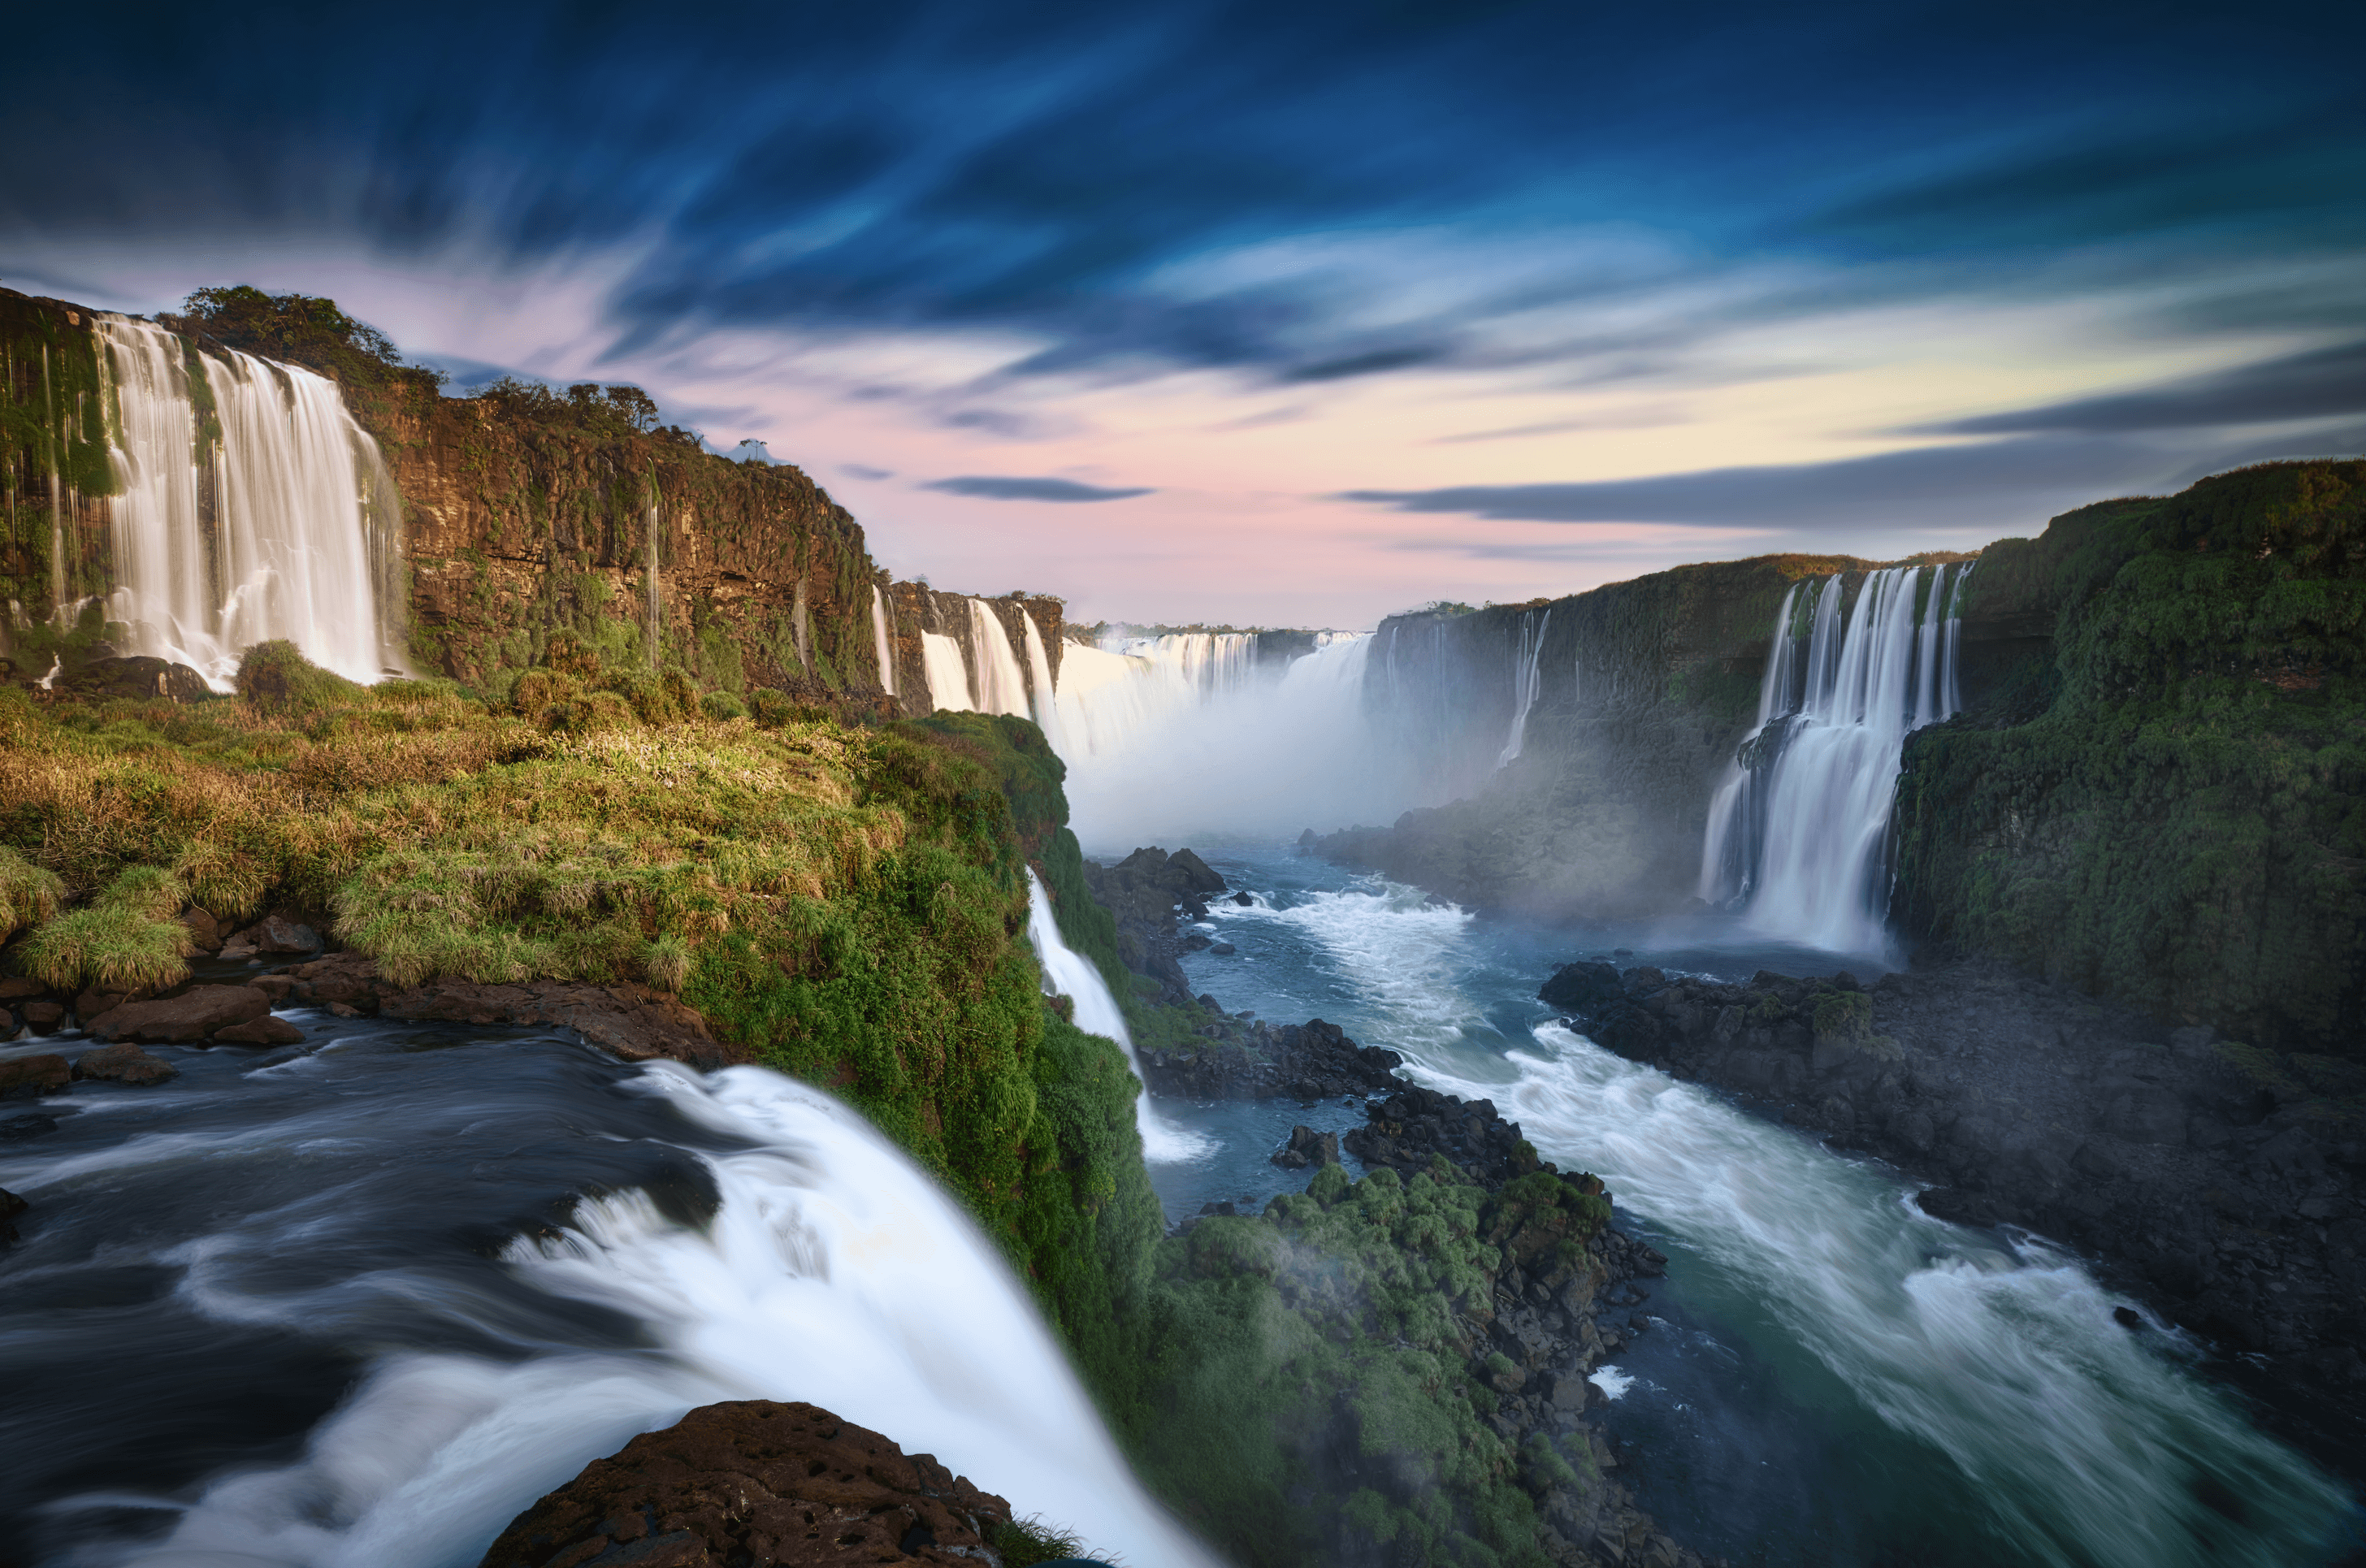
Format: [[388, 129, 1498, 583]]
[[171, 286, 444, 411]]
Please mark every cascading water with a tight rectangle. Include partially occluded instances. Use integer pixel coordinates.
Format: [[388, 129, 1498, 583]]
[[919, 631, 973, 713], [1697, 564, 1965, 953], [1496, 606, 1552, 769], [98, 316, 401, 688], [1024, 871, 1209, 1162], [871, 585, 898, 696], [0, 1024, 1211, 1567], [1020, 609, 1064, 751], [966, 600, 1032, 717]]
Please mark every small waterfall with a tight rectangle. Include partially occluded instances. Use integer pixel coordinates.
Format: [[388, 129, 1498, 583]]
[[98, 316, 401, 687], [644, 499, 661, 669], [1697, 565, 1965, 952], [870, 585, 897, 696], [1495, 607, 1552, 769], [1024, 871, 1209, 1163], [967, 600, 1032, 717], [1020, 609, 1064, 751], [920, 631, 973, 713]]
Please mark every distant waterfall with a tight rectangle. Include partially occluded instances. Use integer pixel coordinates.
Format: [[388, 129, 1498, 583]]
[[1020, 610, 1064, 750], [920, 632, 972, 711], [1698, 564, 1967, 952], [967, 601, 1032, 717], [870, 585, 897, 696], [1024, 871, 1208, 1163], [1495, 607, 1552, 769], [98, 316, 401, 688]]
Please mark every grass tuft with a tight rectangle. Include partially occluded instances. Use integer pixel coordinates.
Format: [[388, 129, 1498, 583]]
[[20, 865, 197, 991], [0, 846, 66, 937]]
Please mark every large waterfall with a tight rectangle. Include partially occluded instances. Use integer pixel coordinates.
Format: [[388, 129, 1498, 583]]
[[98, 316, 403, 688], [1698, 563, 1968, 952]]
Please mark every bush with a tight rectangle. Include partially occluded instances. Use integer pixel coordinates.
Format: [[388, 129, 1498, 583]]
[[700, 690, 748, 721], [20, 866, 196, 991], [0, 847, 64, 938], [236, 640, 366, 714]]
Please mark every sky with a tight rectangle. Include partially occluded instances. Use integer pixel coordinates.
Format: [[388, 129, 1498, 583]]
[[6, 0, 2364, 628]]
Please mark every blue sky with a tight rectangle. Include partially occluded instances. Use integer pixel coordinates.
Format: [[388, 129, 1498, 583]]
[[7, 0, 2361, 624]]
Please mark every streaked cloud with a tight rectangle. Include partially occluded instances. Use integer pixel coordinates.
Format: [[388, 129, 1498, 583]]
[[923, 475, 1155, 503]]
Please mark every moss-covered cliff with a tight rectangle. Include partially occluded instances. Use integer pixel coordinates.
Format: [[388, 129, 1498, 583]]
[[1893, 461, 2366, 1053]]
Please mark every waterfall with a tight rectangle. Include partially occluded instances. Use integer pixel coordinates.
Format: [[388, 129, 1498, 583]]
[[1495, 607, 1552, 769], [644, 499, 661, 669], [1697, 565, 1965, 952], [967, 600, 1032, 717], [1020, 609, 1064, 751], [871, 584, 897, 697], [1024, 871, 1209, 1163], [919, 631, 973, 713], [98, 316, 401, 688]]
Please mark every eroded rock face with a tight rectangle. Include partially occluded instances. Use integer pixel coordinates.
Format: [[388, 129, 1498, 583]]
[[1079, 846, 1231, 1005], [476, 1400, 1012, 1568]]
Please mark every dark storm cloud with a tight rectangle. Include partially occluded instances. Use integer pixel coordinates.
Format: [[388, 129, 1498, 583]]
[[1912, 340, 2366, 435], [1339, 435, 2197, 533], [6, 0, 2363, 393], [922, 476, 1155, 503]]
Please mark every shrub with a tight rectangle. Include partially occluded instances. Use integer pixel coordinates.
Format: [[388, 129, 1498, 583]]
[[20, 866, 196, 991], [0, 847, 65, 938], [700, 690, 748, 721], [236, 640, 366, 714]]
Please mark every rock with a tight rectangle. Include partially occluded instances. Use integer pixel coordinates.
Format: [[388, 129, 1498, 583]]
[[72, 1042, 178, 1085], [0, 1113, 58, 1141], [247, 973, 297, 1003], [1209, 942, 1237, 956], [0, 978, 45, 1002], [1538, 960, 1623, 1013], [1138, 1017, 1403, 1102], [93, 985, 271, 1043], [1913, 1186, 1996, 1227], [1272, 1124, 1341, 1168], [55, 655, 209, 704], [254, 916, 321, 955], [0, 1055, 71, 1098], [474, 1401, 1012, 1568], [1231, 890, 1254, 907], [213, 1016, 305, 1046], [2113, 1306, 2143, 1330], [0, 1185, 24, 1243], [22, 1001, 64, 1034], [179, 907, 223, 954], [75, 987, 141, 1022], [1168, 847, 1228, 894]]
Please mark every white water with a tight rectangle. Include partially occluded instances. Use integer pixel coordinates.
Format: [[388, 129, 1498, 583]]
[[1024, 872, 1210, 1163], [1053, 633, 1420, 849], [968, 601, 1033, 718], [99, 1063, 1210, 1568], [871, 585, 897, 696], [1496, 606, 1552, 769], [98, 316, 399, 689], [1699, 565, 1965, 954], [1210, 870, 2353, 1568], [919, 631, 973, 713], [1020, 610, 1065, 752]]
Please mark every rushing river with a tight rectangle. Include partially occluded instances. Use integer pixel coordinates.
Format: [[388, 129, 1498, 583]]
[[0, 1018, 1209, 1568], [1138, 842, 2361, 1568]]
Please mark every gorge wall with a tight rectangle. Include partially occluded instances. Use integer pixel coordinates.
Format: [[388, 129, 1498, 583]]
[[0, 286, 1061, 717]]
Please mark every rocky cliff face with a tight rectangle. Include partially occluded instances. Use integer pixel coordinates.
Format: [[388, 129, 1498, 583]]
[[0, 285, 1064, 712]]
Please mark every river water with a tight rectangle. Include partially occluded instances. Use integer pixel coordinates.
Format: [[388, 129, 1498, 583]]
[[0, 1017, 1211, 1568], [1136, 842, 2361, 1568]]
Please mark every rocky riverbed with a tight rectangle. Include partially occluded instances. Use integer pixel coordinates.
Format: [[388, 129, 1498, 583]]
[[1540, 954, 2366, 1456]]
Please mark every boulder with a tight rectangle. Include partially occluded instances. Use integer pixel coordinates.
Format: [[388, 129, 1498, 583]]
[[475, 1401, 1012, 1568], [0, 978, 45, 1002], [75, 987, 142, 1022], [254, 916, 321, 955], [1272, 1124, 1341, 1169], [1168, 847, 1228, 894], [56, 655, 209, 704], [179, 907, 224, 954], [22, 1001, 65, 1034], [1538, 960, 1623, 1013], [72, 1042, 178, 1085], [214, 1016, 305, 1046], [0, 1055, 70, 1098], [0, 1185, 24, 1243], [91, 985, 270, 1044]]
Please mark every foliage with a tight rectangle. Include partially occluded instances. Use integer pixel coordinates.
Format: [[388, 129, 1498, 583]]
[[236, 639, 369, 715], [0, 844, 65, 937], [16, 864, 195, 990], [991, 1515, 1093, 1568], [1895, 461, 2366, 1051]]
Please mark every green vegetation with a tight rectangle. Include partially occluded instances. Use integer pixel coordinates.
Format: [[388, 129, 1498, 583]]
[[0, 645, 1159, 1392], [1124, 1163, 1611, 1568], [1895, 461, 2366, 1052], [990, 1515, 1094, 1567]]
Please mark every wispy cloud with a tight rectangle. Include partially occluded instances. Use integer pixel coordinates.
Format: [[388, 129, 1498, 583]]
[[923, 475, 1155, 503]]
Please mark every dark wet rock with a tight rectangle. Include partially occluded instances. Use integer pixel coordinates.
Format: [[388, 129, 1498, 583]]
[[247, 973, 297, 1003], [92, 985, 270, 1044], [72, 1042, 178, 1084], [75, 986, 145, 1024], [236, 916, 320, 955], [475, 1400, 1012, 1568], [178, 906, 223, 954], [1231, 890, 1254, 907], [1343, 1082, 1554, 1192], [1272, 1124, 1341, 1168], [0, 1055, 71, 1098], [1209, 942, 1236, 956], [1548, 953, 2366, 1440], [1538, 959, 1623, 1013], [54, 655, 209, 704], [21, 1001, 64, 1034], [214, 1016, 305, 1046], [0, 1185, 24, 1243], [1168, 847, 1228, 894], [0, 978, 46, 1003], [280, 954, 743, 1068], [1140, 1016, 1403, 1102], [1080, 845, 1236, 1005], [0, 1113, 58, 1141]]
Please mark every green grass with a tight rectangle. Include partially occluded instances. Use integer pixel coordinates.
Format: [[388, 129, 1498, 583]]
[[18, 866, 196, 990]]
